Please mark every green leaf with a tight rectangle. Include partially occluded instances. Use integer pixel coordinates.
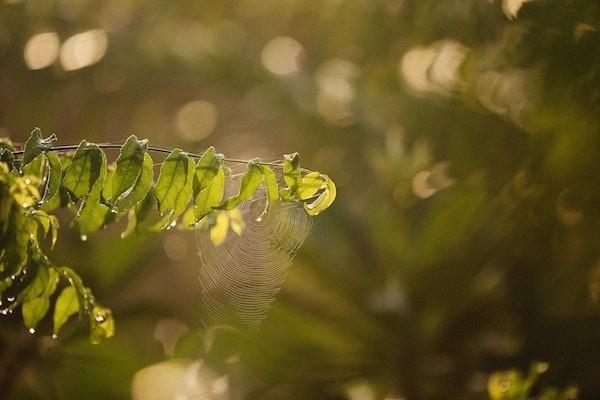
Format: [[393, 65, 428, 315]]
[[89, 305, 115, 344], [53, 286, 80, 335], [21, 128, 57, 168], [41, 151, 62, 204], [110, 135, 148, 204], [193, 166, 225, 221], [217, 161, 263, 210], [0, 148, 14, 171], [112, 152, 154, 211], [62, 141, 105, 199], [210, 212, 230, 246], [57, 267, 92, 317], [194, 146, 224, 194], [280, 152, 301, 200], [154, 149, 195, 226], [22, 296, 50, 330], [72, 146, 109, 235], [261, 165, 280, 204], [304, 175, 336, 216], [297, 171, 326, 200]]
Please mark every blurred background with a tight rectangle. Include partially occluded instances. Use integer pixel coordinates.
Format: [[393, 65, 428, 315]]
[[1, 0, 599, 399]]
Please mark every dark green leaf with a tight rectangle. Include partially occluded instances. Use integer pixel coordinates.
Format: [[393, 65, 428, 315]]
[[72, 145, 108, 235], [113, 152, 154, 211], [41, 151, 62, 204], [21, 128, 57, 168], [0, 148, 14, 171], [62, 141, 105, 199]]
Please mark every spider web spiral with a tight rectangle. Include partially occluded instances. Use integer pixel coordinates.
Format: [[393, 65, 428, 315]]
[[196, 167, 312, 331]]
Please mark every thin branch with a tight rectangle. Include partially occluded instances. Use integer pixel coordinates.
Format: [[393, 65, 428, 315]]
[[11, 143, 289, 168]]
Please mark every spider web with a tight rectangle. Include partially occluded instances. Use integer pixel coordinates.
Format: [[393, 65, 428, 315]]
[[195, 165, 312, 331]]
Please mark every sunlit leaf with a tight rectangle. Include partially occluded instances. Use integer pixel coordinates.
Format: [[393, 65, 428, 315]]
[[210, 212, 229, 246], [110, 135, 148, 204], [297, 171, 325, 200], [154, 149, 195, 227], [193, 166, 224, 221], [62, 141, 105, 199], [194, 146, 224, 194], [53, 286, 80, 335], [216, 160, 263, 210], [304, 175, 336, 216], [280, 152, 301, 200]]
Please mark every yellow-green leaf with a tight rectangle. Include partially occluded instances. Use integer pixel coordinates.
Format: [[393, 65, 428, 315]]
[[53, 286, 80, 335], [22, 296, 50, 330], [210, 212, 229, 246], [154, 149, 195, 226], [110, 135, 148, 204], [193, 166, 225, 220], [90, 305, 115, 344], [217, 161, 263, 210]]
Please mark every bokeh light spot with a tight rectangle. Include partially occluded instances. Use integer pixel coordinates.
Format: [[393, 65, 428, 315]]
[[261, 36, 304, 76], [175, 100, 218, 141], [60, 29, 108, 71], [23, 32, 60, 70]]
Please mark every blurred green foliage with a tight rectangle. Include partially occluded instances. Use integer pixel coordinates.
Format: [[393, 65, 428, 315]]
[[0, 0, 599, 399]]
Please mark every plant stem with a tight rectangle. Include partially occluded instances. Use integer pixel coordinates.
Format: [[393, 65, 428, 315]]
[[11, 143, 290, 169]]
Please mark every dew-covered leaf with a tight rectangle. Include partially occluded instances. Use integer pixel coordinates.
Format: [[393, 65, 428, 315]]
[[41, 151, 62, 204], [110, 135, 148, 205], [62, 141, 105, 199], [53, 286, 80, 335], [90, 305, 114, 344], [22, 296, 50, 330]]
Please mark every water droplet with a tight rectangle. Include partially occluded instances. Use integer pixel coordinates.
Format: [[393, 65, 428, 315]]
[[95, 315, 105, 323], [22, 203, 29, 208], [10, 275, 16, 280], [80, 234, 88, 241], [24, 178, 31, 185], [28, 328, 35, 334], [1, 309, 8, 315], [51, 333, 58, 339], [7, 296, 15, 302]]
